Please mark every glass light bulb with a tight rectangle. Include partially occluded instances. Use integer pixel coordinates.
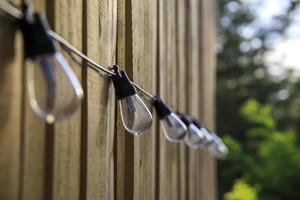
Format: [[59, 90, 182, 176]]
[[200, 127, 214, 146], [26, 52, 83, 123], [161, 113, 187, 142], [184, 124, 207, 149], [208, 133, 229, 159], [216, 142, 229, 159], [119, 94, 152, 135]]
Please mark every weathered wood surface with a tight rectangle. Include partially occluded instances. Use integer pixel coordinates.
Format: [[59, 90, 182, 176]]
[[19, 1, 47, 200], [51, 1, 83, 200], [0, 1, 22, 199], [0, 0, 216, 199], [158, 0, 180, 199], [132, 0, 157, 200], [85, 0, 116, 199]]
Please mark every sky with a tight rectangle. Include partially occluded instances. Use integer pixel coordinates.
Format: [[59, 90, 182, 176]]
[[236, 0, 300, 76]]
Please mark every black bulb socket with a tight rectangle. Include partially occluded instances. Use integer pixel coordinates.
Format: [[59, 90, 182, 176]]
[[176, 113, 193, 126], [153, 97, 172, 119], [111, 65, 137, 100], [191, 119, 203, 129], [20, 6, 57, 59]]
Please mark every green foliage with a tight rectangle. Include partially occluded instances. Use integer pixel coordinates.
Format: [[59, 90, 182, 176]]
[[221, 99, 300, 200], [224, 179, 258, 200], [240, 99, 275, 129], [217, 0, 300, 199]]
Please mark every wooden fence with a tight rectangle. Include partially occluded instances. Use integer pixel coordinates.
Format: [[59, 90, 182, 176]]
[[0, 0, 216, 199]]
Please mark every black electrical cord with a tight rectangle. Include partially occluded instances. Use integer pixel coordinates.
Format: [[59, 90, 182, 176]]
[[0, 1, 156, 101], [0, 1, 228, 158]]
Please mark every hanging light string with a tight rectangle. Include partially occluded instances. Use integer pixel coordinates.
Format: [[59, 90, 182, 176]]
[[0, 1, 156, 101], [0, 1, 22, 18], [48, 31, 156, 100], [47, 31, 115, 76], [0, 1, 228, 158]]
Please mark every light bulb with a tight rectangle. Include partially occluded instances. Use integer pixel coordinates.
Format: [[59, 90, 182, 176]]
[[176, 113, 207, 149], [20, 9, 83, 123], [111, 65, 152, 135], [185, 124, 206, 148], [153, 98, 187, 142], [161, 113, 187, 142], [192, 119, 215, 147], [119, 94, 152, 134], [26, 52, 83, 123], [208, 133, 229, 159]]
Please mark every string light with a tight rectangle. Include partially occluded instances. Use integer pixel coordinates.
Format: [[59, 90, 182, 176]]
[[153, 98, 187, 142], [191, 119, 215, 146], [177, 113, 229, 157], [20, 2, 83, 123], [176, 113, 207, 149], [190, 119, 228, 158], [208, 132, 229, 159], [111, 65, 152, 134], [0, 1, 228, 158]]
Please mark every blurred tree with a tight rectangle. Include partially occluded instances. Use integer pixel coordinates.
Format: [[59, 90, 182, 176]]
[[224, 179, 258, 200], [217, 0, 300, 199], [222, 99, 300, 200]]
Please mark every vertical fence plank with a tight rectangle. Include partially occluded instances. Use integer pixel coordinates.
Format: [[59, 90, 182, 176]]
[[186, 0, 217, 199], [131, 0, 157, 199], [186, 0, 203, 199], [158, 0, 168, 199], [176, 0, 188, 199], [115, 0, 134, 199], [84, 0, 116, 199], [20, 1, 47, 199], [115, 0, 126, 197], [21, 102, 45, 200], [52, 1, 82, 200], [199, 0, 217, 199], [0, 0, 22, 199], [158, 0, 181, 199], [168, 0, 180, 199]]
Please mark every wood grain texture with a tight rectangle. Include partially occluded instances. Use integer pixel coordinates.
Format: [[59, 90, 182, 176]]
[[158, 1, 167, 199], [186, 0, 203, 199], [187, 0, 217, 199], [19, 2, 47, 200], [131, 0, 157, 199], [0, 1, 22, 199], [167, 0, 180, 200], [158, 0, 181, 199], [176, 0, 188, 199], [115, 0, 135, 200], [199, 0, 217, 199], [52, 0, 83, 200], [0, 0, 217, 199], [84, 0, 116, 199]]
